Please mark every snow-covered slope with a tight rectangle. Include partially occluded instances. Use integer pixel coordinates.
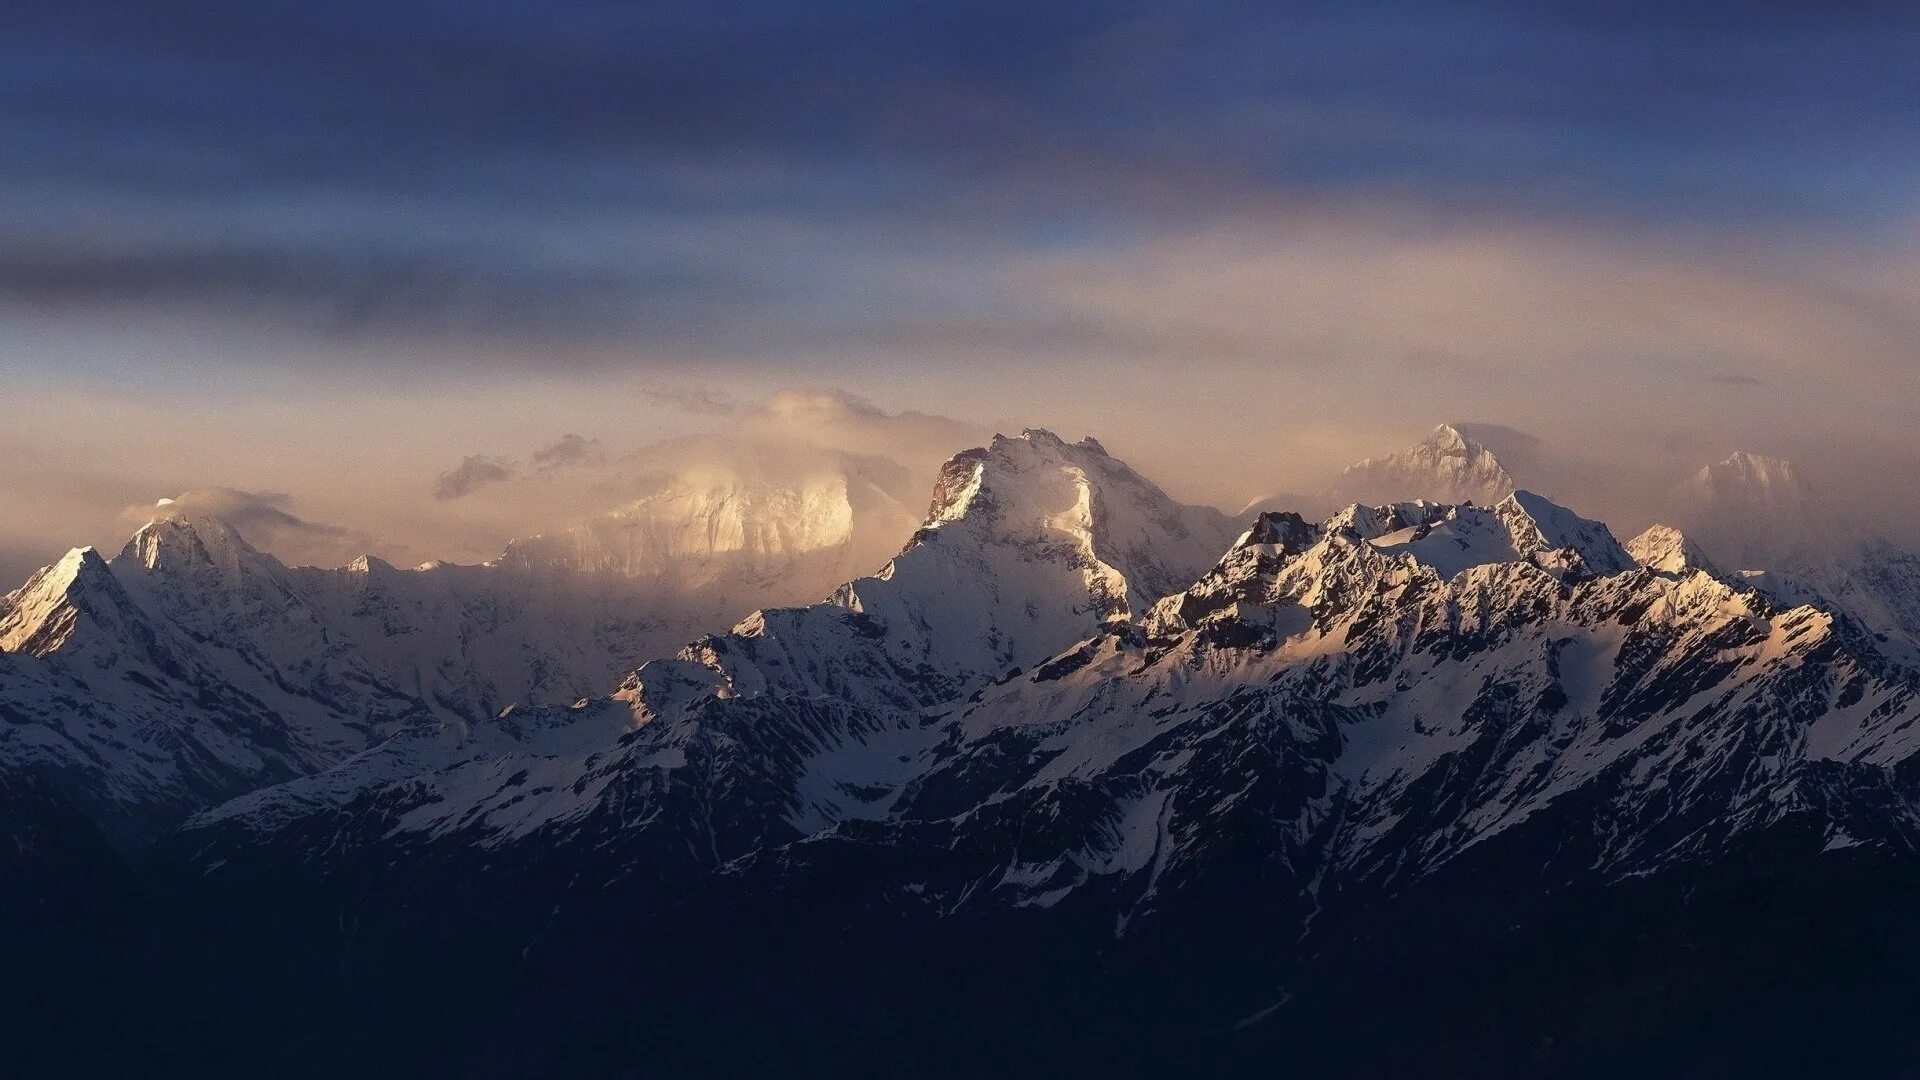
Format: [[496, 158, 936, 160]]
[[0, 534, 327, 843], [22, 422, 1920, 1025], [1332, 423, 1517, 507], [180, 471, 1920, 942], [872, 503, 1918, 916], [183, 429, 1242, 851], [21, 428, 1920, 1076], [0, 433, 966, 847], [0, 515, 715, 844]]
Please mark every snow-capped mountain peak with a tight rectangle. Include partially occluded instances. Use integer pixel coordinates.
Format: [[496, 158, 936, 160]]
[[1332, 423, 1517, 507], [626, 430, 1240, 719], [1313, 491, 1629, 581], [904, 428, 1235, 613], [115, 511, 295, 600], [21, 422, 1920, 1074], [0, 546, 121, 656], [1694, 451, 1812, 501], [1672, 451, 1822, 560], [1429, 421, 1470, 452], [1494, 489, 1635, 577]]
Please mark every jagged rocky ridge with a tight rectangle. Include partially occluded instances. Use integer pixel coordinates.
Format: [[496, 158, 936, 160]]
[[13, 426, 1920, 1076], [183, 429, 1241, 854], [0, 515, 720, 844], [176, 436, 1920, 933], [185, 482, 1920, 897]]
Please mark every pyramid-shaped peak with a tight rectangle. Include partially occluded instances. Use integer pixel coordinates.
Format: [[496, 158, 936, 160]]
[[111, 511, 288, 596], [0, 546, 128, 656], [121, 512, 252, 571], [6, 546, 112, 604], [1494, 490, 1635, 577], [346, 553, 397, 575], [1334, 423, 1517, 508]]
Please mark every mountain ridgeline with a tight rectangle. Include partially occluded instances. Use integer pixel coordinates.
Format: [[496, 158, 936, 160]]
[[7, 426, 1920, 1077]]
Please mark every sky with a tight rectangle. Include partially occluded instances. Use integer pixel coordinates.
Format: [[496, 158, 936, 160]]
[[3, 1, 1919, 581]]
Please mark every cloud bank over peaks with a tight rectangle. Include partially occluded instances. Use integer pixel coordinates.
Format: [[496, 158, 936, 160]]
[[118, 488, 412, 570], [642, 386, 988, 472]]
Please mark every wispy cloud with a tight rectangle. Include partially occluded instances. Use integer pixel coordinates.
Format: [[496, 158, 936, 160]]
[[642, 386, 742, 417]]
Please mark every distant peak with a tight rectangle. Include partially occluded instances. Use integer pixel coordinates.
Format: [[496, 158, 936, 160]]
[[1670, 450, 1827, 569], [1335, 423, 1517, 507], [1676, 450, 1818, 516], [1698, 451, 1810, 493], [117, 511, 264, 578]]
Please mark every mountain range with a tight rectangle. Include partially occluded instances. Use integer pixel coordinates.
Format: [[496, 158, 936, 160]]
[[8, 423, 1920, 1077]]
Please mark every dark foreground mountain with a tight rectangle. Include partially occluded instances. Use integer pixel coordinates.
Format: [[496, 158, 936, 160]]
[[11, 430, 1920, 1078]]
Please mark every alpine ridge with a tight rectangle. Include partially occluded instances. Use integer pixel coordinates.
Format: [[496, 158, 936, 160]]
[[2, 508, 762, 845], [11, 425, 1920, 1078]]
